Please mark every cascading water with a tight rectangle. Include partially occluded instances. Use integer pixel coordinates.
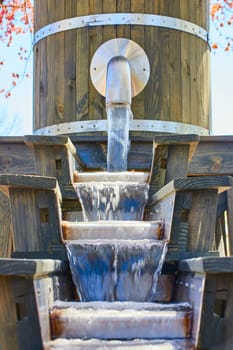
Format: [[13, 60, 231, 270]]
[[66, 240, 168, 302], [65, 38, 169, 303], [75, 181, 149, 221]]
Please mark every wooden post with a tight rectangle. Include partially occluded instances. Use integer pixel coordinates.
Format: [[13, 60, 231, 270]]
[[34, 0, 210, 135]]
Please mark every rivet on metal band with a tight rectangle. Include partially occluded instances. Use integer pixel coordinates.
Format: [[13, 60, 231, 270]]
[[34, 120, 209, 136], [34, 13, 209, 46]]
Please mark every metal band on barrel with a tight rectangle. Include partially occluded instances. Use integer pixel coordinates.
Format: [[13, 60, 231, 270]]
[[34, 13, 208, 46], [34, 120, 209, 136]]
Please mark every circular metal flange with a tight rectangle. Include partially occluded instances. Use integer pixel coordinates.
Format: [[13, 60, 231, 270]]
[[90, 38, 150, 98]]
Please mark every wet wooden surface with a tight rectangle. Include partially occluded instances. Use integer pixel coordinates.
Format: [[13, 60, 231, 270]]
[[50, 301, 192, 340], [45, 338, 196, 350]]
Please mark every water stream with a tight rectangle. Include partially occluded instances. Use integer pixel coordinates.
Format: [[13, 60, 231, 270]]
[[65, 104, 168, 303], [106, 104, 132, 172], [66, 240, 168, 302], [75, 182, 149, 221]]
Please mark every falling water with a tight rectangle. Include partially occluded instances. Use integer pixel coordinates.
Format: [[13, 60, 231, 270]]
[[106, 104, 132, 172], [66, 239, 168, 302], [75, 182, 149, 221]]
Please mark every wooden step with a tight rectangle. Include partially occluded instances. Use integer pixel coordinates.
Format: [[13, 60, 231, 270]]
[[45, 338, 195, 349], [62, 220, 164, 241], [50, 301, 192, 340], [73, 171, 150, 183]]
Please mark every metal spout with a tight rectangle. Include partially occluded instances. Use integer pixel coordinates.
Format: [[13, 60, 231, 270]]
[[106, 56, 132, 106]]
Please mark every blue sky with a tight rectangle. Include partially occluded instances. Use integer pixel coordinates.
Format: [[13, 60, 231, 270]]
[[0, 17, 232, 136]]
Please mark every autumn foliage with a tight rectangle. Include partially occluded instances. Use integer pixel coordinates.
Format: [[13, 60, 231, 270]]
[[0, 0, 33, 97], [210, 0, 233, 51]]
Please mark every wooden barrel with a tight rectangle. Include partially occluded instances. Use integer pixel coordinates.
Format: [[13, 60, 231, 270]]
[[34, 0, 210, 135]]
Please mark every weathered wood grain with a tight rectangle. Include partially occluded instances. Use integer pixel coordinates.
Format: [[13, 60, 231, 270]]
[[150, 176, 233, 205], [0, 258, 64, 277], [179, 256, 233, 273], [0, 174, 59, 191], [0, 192, 12, 257], [76, 0, 89, 121], [0, 276, 19, 350]]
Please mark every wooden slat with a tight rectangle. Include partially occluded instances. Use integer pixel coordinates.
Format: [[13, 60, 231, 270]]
[[116, 0, 131, 38], [102, 0, 116, 41], [144, 1, 159, 119], [0, 192, 12, 257], [0, 258, 64, 277], [169, 1, 182, 123], [0, 276, 19, 350], [179, 256, 233, 273], [174, 271, 205, 347], [198, 274, 233, 349], [226, 187, 233, 255], [88, 0, 104, 120], [150, 176, 233, 204], [0, 174, 59, 191], [76, 0, 89, 121], [64, 1, 77, 122], [131, 0, 145, 119], [187, 189, 218, 252], [12, 276, 44, 349]]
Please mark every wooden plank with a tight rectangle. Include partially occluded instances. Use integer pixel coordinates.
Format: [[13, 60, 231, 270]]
[[174, 272, 205, 347], [226, 187, 233, 255], [0, 141, 34, 174], [0, 174, 59, 191], [0, 276, 19, 350], [169, 1, 182, 123], [64, 1, 77, 123], [9, 188, 63, 255], [102, 0, 116, 41], [61, 220, 164, 241], [197, 274, 229, 349], [50, 301, 192, 340], [131, 0, 145, 119], [148, 144, 168, 197], [76, 0, 89, 121], [180, 1, 191, 124], [144, 1, 159, 119], [165, 144, 190, 183], [179, 256, 233, 273], [0, 192, 12, 257], [12, 276, 44, 349], [0, 258, 64, 277], [150, 176, 233, 204], [116, 0, 131, 38], [88, 0, 104, 120], [215, 214, 228, 257], [188, 189, 218, 252]]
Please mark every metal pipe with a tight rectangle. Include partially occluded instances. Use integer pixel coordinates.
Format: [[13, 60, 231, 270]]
[[106, 56, 132, 106]]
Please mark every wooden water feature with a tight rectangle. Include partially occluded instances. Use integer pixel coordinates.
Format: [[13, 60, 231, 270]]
[[1, 1, 233, 349]]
